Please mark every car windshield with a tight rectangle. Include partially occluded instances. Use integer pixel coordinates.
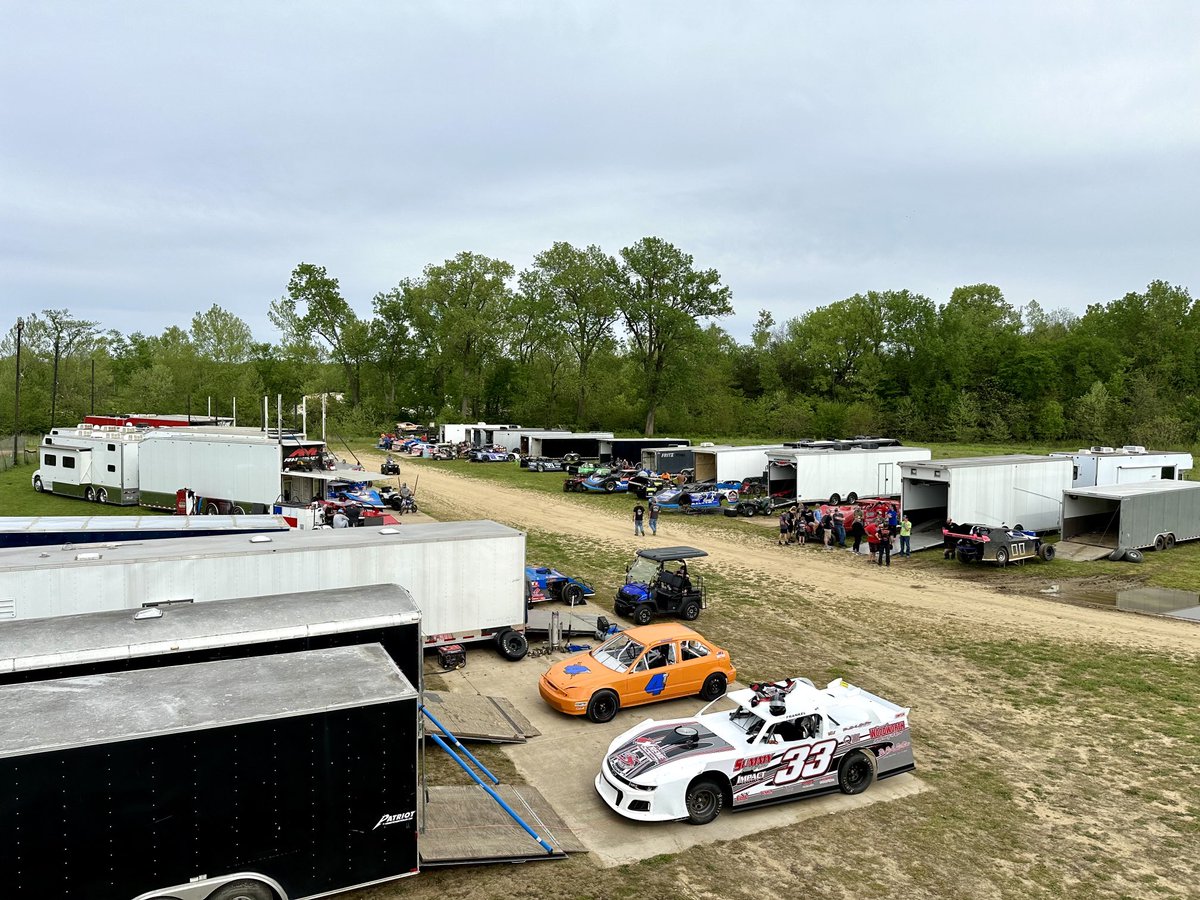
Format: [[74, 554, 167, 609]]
[[627, 557, 660, 584], [592, 633, 646, 672]]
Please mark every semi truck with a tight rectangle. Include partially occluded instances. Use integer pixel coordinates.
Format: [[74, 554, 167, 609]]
[[0, 519, 531, 661]]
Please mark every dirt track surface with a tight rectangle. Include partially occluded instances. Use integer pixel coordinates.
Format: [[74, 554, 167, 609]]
[[394, 458, 1200, 656]]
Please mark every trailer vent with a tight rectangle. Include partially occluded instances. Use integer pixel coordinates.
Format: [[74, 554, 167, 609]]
[[0, 598, 14, 619], [249, 534, 273, 543]]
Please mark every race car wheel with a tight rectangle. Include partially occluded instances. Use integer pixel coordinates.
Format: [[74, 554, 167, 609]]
[[680, 600, 701, 621], [632, 605, 653, 626], [603, 480, 616, 493], [847, 492, 858, 504], [828, 493, 841, 506], [838, 750, 876, 795], [562, 583, 585, 606], [85, 486, 96, 502], [1154, 534, 1167, 552], [684, 778, 724, 825], [955, 549, 974, 564], [1165, 533, 1177, 550], [33, 476, 44, 492], [586, 689, 619, 724], [1038, 543, 1056, 561], [699, 672, 727, 701], [495, 629, 529, 661], [994, 547, 1009, 567]]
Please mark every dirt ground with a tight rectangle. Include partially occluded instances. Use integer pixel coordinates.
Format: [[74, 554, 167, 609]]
[[359, 456, 1200, 900]]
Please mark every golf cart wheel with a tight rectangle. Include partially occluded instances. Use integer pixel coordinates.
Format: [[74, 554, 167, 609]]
[[562, 583, 585, 606], [995, 547, 1009, 567], [1038, 543, 1056, 561], [680, 600, 701, 621], [633, 605, 653, 626], [1154, 534, 1167, 552], [1165, 533, 1177, 550], [699, 672, 727, 701], [847, 492, 858, 504], [837, 750, 876, 795], [829, 493, 841, 506], [684, 777, 724, 825], [586, 689, 620, 723], [495, 629, 529, 661]]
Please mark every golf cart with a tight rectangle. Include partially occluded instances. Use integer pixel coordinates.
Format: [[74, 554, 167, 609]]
[[615, 546, 709, 625]]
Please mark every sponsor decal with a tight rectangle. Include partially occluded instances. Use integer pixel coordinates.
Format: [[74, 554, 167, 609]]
[[734, 769, 772, 786], [734, 753, 774, 772], [869, 721, 907, 740], [373, 811, 416, 830]]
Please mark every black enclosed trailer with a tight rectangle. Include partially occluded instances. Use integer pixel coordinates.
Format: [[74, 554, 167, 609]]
[[0, 644, 420, 900], [0, 583, 422, 690], [641, 445, 695, 474]]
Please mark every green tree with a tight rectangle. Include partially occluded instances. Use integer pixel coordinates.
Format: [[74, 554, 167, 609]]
[[616, 237, 732, 435]]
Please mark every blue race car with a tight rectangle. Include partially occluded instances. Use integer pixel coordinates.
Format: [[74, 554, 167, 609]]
[[525, 565, 596, 606], [580, 467, 638, 493]]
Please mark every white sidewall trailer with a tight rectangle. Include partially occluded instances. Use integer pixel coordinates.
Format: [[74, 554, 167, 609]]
[[32, 425, 143, 505], [692, 444, 784, 484], [766, 446, 932, 503], [1051, 447, 1193, 488]]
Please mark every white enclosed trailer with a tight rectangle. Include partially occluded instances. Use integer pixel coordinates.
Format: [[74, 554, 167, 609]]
[[32, 424, 144, 505], [0, 519, 528, 656], [1050, 446, 1193, 488], [766, 446, 932, 504], [692, 444, 784, 484], [901, 455, 1074, 549]]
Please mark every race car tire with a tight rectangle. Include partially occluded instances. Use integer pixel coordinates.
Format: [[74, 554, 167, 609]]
[[1124, 548, 1144, 564], [955, 549, 974, 564], [33, 476, 44, 492], [209, 879, 274, 900], [495, 629, 529, 661], [632, 605, 653, 626], [1154, 534, 1167, 552], [562, 583, 585, 606], [603, 481, 616, 493], [680, 600, 701, 621], [829, 493, 841, 506], [85, 486, 96, 502], [1165, 533, 1177, 550], [1038, 543, 1056, 561], [699, 672, 727, 701], [1013, 524, 1024, 532], [684, 777, 724, 825], [838, 750, 876, 795], [847, 492, 858, 504], [586, 689, 620, 724], [994, 547, 1009, 567]]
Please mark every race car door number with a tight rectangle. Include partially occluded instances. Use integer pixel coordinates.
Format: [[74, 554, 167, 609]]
[[773, 739, 838, 785]]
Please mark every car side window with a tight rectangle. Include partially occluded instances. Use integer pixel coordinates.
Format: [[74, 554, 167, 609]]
[[681, 640, 709, 661], [631, 656, 649, 673]]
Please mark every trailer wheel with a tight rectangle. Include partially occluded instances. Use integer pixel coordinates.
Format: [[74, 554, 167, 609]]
[[829, 493, 841, 505], [1124, 548, 1144, 564], [232, 505, 246, 515], [1165, 533, 1177, 550], [1038, 543, 1056, 561], [562, 583, 585, 606], [496, 629, 529, 661], [209, 880, 275, 900], [847, 492, 858, 504], [97, 488, 108, 504], [85, 486, 96, 502], [1154, 534, 1167, 552], [33, 475, 44, 492]]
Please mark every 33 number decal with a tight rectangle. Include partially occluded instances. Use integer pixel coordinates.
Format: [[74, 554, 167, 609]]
[[773, 739, 838, 785]]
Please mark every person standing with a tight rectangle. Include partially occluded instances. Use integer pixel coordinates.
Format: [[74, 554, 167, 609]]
[[943, 518, 959, 559], [778, 508, 792, 546], [648, 499, 659, 536], [851, 518, 867, 554], [633, 503, 646, 536], [876, 519, 892, 566], [833, 508, 847, 548], [899, 514, 913, 557]]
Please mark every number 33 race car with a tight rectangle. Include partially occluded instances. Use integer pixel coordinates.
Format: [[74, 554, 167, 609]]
[[595, 676, 914, 824]]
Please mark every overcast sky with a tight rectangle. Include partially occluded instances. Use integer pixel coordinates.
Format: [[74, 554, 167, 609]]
[[3, 2, 1198, 342]]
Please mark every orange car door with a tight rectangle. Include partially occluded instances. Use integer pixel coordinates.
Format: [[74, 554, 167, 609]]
[[620, 642, 675, 707], [674, 639, 708, 695]]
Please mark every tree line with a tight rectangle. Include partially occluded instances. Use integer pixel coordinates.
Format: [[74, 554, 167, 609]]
[[1, 236, 1196, 450]]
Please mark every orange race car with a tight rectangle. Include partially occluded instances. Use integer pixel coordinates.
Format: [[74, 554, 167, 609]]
[[538, 623, 736, 723]]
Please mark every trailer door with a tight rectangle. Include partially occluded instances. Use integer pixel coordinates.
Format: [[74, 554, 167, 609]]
[[877, 462, 892, 495]]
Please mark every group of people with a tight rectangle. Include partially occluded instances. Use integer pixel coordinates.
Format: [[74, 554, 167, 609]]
[[632, 500, 660, 536], [777, 504, 914, 566]]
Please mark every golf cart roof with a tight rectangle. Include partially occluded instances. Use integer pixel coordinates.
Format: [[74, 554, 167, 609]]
[[635, 546, 709, 562]]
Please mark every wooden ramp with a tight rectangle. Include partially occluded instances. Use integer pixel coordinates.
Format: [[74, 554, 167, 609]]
[[419, 784, 586, 866], [423, 691, 540, 743], [1054, 540, 1115, 561]]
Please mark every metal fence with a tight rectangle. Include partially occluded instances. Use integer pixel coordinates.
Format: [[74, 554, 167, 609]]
[[0, 434, 39, 472]]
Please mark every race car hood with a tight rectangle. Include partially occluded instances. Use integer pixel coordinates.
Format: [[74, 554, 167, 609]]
[[606, 721, 733, 781], [541, 651, 626, 695]]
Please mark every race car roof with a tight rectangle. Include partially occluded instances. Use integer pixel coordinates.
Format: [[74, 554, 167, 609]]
[[635, 546, 709, 561]]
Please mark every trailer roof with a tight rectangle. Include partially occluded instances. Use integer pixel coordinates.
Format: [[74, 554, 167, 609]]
[[767, 446, 931, 459], [140, 431, 310, 446], [535, 431, 615, 439], [0, 644, 415, 758], [1051, 449, 1191, 458], [0, 583, 420, 674], [906, 454, 1066, 468], [0, 514, 289, 537], [693, 444, 786, 454], [1064, 480, 1200, 500], [287, 468, 391, 482], [0, 519, 521, 571]]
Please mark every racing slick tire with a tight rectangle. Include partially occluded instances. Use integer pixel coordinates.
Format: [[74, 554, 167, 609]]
[[586, 689, 620, 724], [85, 486, 96, 502], [1165, 533, 1177, 550], [847, 492, 858, 504], [699, 672, 727, 701], [1154, 534, 1167, 552], [562, 583, 585, 606], [603, 480, 616, 493], [955, 549, 974, 564], [209, 880, 274, 900], [684, 777, 724, 825], [1124, 548, 1144, 564], [632, 605, 654, 626], [33, 475, 44, 492], [680, 600, 701, 621], [828, 493, 841, 506], [994, 547, 1009, 567], [838, 749, 876, 795], [495, 629, 529, 661], [1038, 543, 1056, 561]]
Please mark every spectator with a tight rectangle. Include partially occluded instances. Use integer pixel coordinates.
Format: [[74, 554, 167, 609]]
[[943, 518, 959, 559], [795, 508, 807, 546], [832, 508, 847, 548], [332, 509, 350, 529], [876, 520, 892, 566], [778, 509, 792, 546], [633, 503, 646, 537], [648, 499, 659, 536], [345, 503, 362, 527], [899, 514, 913, 557], [850, 518, 867, 554]]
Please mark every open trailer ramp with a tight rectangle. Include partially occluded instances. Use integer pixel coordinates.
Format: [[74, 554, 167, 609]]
[[419, 784, 586, 865], [423, 690, 540, 742]]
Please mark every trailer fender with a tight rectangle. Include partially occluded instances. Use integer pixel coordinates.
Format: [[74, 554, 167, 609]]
[[132, 872, 286, 900]]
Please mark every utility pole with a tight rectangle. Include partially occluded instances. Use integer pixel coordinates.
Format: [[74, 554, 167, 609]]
[[90, 358, 95, 414], [13, 317, 24, 465]]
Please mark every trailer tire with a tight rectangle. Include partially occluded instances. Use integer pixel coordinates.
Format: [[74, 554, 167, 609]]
[[562, 583, 585, 606], [232, 505, 246, 515], [829, 493, 841, 506], [1165, 533, 1177, 550], [85, 486, 96, 502], [33, 475, 44, 492], [586, 689, 620, 723], [1109, 548, 1127, 562], [496, 629, 529, 661], [1124, 548, 1144, 564], [209, 880, 275, 900], [1038, 543, 1055, 561], [97, 488, 108, 504], [1154, 534, 1167, 552], [847, 492, 858, 504]]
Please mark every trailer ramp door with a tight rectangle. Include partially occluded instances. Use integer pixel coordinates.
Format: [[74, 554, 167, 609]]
[[422, 691, 540, 743]]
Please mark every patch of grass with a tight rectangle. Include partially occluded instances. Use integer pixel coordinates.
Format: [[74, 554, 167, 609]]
[[0, 464, 162, 517]]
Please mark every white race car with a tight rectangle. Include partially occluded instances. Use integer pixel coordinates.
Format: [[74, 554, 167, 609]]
[[595, 677, 914, 824]]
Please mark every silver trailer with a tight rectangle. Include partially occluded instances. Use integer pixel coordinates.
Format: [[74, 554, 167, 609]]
[[1061, 480, 1200, 553], [0, 520, 529, 659], [1050, 446, 1193, 488], [32, 424, 145, 505], [766, 445, 932, 504]]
